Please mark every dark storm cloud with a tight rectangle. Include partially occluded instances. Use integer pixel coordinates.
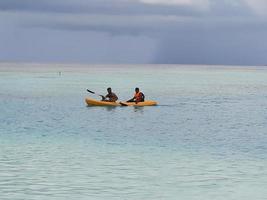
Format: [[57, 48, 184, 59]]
[[0, 0, 206, 16], [0, 0, 267, 65], [0, 0, 210, 35], [2, 0, 262, 37], [154, 24, 267, 65], [0, 0, 262, 35]]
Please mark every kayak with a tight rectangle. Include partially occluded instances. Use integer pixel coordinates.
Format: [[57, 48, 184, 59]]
[[85, 98, 157, 106]]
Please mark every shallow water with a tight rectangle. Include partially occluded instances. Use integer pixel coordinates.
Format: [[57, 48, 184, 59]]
[[1, 64, 267, 199]]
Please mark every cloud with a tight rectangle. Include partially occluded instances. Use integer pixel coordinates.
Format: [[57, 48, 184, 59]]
[[139, 0, 210, 10], [0, 0, 265, 18], [154, 23, 267, 65], [0, 0, 207, 16], [1, 0, 267, 65], [140, 0, 193, 5], [0, 11, 196, 36], [244, 0, 267, 16], [0, 0, 260, 36]]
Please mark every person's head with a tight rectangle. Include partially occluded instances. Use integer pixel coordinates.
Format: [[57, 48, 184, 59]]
[[135, 87, 139, 93], [107, 87, 112, 94]]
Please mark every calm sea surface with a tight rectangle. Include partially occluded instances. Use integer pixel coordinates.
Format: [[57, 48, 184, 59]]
[[0, 64, 267, 199]]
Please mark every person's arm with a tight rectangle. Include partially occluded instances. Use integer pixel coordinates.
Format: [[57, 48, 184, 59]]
[[114, 94, 118, 101], [101, 94, 107, 101], [127, 97, 135, 102], [141, 93, 145, 101]]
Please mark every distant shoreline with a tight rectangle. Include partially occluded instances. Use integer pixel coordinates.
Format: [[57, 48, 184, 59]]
[[0, 62, 266, 72]]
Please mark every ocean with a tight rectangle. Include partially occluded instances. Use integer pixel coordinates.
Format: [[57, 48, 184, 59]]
[[0, 63, 267, 199]]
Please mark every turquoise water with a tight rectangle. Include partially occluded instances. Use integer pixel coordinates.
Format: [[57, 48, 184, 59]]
[[1, 64, 267, 199]]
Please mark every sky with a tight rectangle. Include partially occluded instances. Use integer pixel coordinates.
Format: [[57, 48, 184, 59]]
[[0, 0, 267, 65]]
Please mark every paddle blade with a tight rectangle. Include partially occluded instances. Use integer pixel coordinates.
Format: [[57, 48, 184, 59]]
[[87, 89, 95, 94], [119, 102, 128, 106]]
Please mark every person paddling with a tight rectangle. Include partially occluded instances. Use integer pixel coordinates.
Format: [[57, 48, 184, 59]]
[[127, 87, 145, 103], [102, 87, 118, 102]]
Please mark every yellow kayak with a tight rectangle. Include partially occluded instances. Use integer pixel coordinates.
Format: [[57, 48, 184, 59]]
[[85, 98, 157, 106]]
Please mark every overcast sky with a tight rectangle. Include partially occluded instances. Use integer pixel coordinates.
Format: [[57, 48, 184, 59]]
[[0, 0, 267, 65]]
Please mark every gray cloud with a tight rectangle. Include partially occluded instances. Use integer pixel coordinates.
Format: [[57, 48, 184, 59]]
[[0, 0, 208, 16], [0, 0, 267, 65], [1, 0, 262, 35], [154, 26, 267, 65]]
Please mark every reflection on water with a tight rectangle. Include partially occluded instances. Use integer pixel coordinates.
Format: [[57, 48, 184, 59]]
[[87, 105, 117, 112], [104, 106, 117, 111], [133, 106, 145, 113]]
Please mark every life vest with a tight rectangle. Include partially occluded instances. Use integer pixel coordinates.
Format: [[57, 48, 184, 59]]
[[134, 92, 144, 102]]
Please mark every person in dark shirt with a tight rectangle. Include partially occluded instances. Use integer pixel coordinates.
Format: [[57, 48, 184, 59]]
[[102, 87, 118, 102]]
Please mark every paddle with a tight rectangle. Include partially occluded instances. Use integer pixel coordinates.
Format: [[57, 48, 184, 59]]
[[119, 102, 128, 106], [86, 89, 104, 99]]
